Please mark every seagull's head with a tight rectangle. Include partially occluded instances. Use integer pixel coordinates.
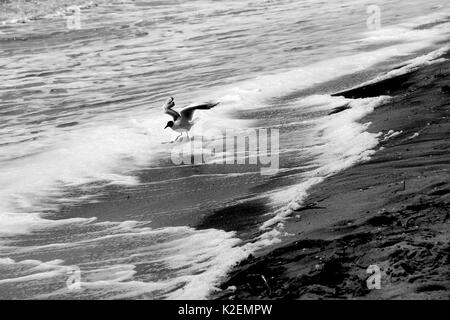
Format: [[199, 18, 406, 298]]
[[164, 121, 174, 129]]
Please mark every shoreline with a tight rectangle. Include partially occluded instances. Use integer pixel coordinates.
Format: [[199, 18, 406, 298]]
[[215, 50, 450, 299]]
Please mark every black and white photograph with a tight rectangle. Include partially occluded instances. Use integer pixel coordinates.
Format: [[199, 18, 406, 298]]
[[0, 0, 449, 307]]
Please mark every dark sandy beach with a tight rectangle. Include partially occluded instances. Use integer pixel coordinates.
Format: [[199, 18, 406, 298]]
[[216, 51, 450, 300]]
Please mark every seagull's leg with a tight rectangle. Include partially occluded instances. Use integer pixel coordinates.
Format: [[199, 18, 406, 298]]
[[171, 133, 183, 143], [186, 131, 191, 141]]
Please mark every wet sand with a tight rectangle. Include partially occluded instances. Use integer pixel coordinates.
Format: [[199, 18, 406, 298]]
[[216, 51, 450, 299]]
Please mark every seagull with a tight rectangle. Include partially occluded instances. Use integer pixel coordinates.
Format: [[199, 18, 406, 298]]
[[163, 96, 219, 142]]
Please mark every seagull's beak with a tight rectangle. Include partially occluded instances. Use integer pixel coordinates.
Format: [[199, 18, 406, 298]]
[[164, 124, 169, 129]]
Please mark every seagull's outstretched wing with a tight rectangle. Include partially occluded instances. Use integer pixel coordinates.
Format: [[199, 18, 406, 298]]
[[162, 96, 180, 121], [180, 101, 219, 121]]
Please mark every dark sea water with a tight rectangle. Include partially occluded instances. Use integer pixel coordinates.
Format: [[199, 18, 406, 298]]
[[0, 0, 449, 299]]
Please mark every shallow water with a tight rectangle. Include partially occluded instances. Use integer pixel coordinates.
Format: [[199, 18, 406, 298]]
[[0, 0, 449, 299]]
